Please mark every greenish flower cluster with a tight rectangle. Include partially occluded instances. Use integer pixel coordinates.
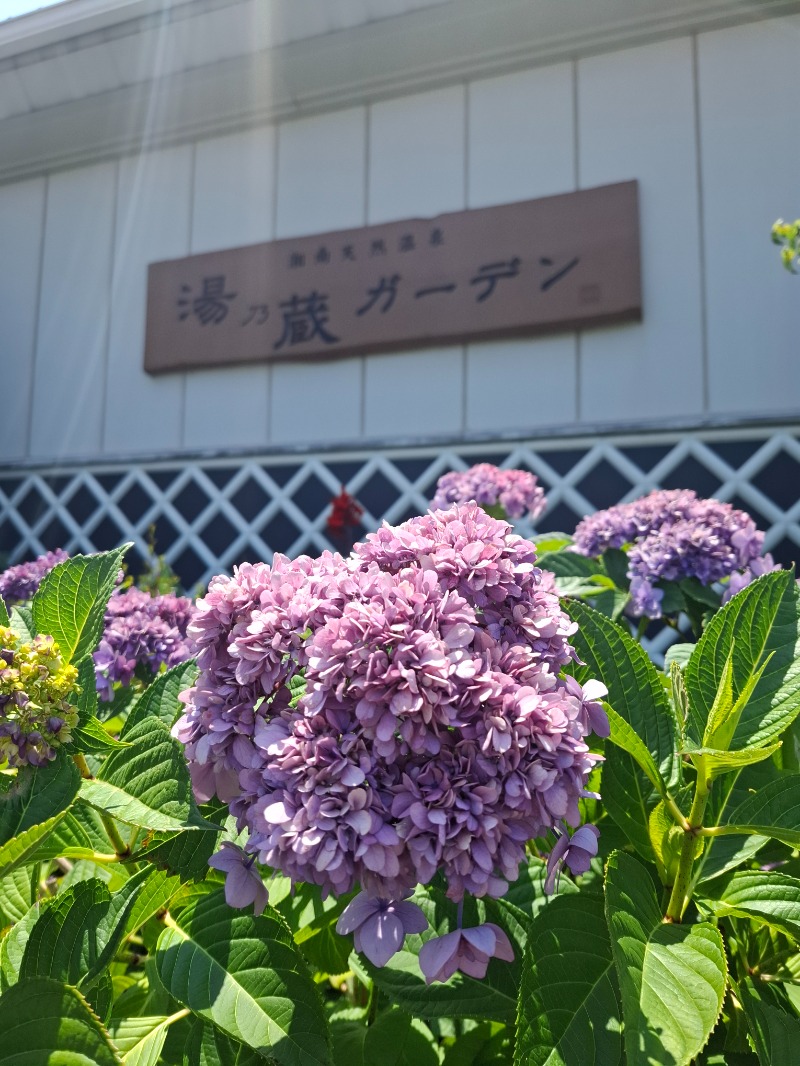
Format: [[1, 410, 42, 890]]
[[772, 217, 800, 273], [0, 627, 79, 767]]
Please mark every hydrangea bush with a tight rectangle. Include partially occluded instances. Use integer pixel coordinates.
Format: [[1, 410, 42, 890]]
[[1, 517, 800, 1066], [431, 463, 546, 523]]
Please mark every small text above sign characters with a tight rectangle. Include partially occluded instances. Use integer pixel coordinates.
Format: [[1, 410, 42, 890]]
[[144, 181, 641, 374]]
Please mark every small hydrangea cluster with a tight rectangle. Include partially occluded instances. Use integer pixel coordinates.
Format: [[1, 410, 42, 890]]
[[0, 549, 68, 606], [93, 587, 194, 701], [431, 464, 547, 522], [0, 628, 78, 767], [572, 489, 766, 618], [174, 504, 607, 981]]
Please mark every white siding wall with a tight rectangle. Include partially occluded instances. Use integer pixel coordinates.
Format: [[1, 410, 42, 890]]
[[4, 15, 800, 463]]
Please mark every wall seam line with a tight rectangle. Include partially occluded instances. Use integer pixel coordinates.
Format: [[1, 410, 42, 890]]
[[572, 57, 582, 425], [25, 173, 49, 459], [99, 159, 120, 458], [692, 32, 711, 413]]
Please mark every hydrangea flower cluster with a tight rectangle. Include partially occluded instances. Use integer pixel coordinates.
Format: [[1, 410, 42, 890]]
[[572, 489, 766, 618], [0, 628, 78, 767], [93, 586, 194, 701], [431, 464, 546, 522], [174, 504, 607, 981], [0, 549, 68, 606]]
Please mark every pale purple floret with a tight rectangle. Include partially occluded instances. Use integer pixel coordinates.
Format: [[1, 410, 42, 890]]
[[544, 823, 601, 894], [208, 841, 269, 915], [336, 891, 428, 967], [418, 922, 514, 984], [0, 549, 68, 605], [721, 553, 783, 603], [173, 504, 607, 972], [93, 586, 193, 700], [431, 464, 546, 522], [573, 489, 767, 619]]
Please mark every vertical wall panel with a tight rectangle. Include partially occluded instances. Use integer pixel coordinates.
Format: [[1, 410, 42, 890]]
[[578, 38, 704, 422], [0, 177, 45, 461], [184, 127, 275, 451], [270, 107, 366, 444], [466, 64, 578, 434], [30, 162, 115, 461], [699, 18, 800, 416], [365, 86, 466, 439], [105, 146, 192, 455]]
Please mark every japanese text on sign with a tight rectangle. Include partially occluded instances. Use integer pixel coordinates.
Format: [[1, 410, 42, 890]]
[[144, 181, 641, 374]]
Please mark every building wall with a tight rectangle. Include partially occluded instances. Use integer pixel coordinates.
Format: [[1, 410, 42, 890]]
[[2, 16, 800, 466]]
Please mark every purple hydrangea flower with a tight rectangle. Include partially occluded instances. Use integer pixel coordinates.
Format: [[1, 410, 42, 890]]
[[418, 922, 514, 983], [544, 823, 601, 894], [208, 841, 269, 915], [93, 587, 193, 700], [0, 549, 68, 606], [721, 552, 782, 604], [431, 464, 546, 522], [572, 489, 767, 619], [336, 891, 428, 967], [173, 505, 607, 973]]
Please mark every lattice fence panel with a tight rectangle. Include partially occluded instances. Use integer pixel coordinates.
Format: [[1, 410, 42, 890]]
[[2, 425, 800, 659]]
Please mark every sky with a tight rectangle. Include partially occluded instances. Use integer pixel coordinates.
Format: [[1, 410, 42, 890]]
[[0, 0, 67, 22]]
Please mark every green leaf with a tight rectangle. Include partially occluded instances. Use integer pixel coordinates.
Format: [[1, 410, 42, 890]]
[[605, 851, 727, 1066], [0, 749, 80, 846], [514, 891, 622, 1066], [121, 659, 198, 739], [605, 703, 669, 800], [682, 742, 782, 781], [9, 870, 148, 989], [0, 594, 9, 626], [664, 644, 695, 671], [80, 716, 215, 833], [737, 979, 800, 1065], [0, 976, 122, 1064], [362, 1008, 440, 1066], [9, 604, 35, 642], [130, 799, 225, 877], [355, 889, 519, 1023], [75, 715, 131, 754], [155, 887, 331, 1065], [31, 546, 130, 664], [182, 1019, 264, 1066], [567, 600, 680, 860], [698, 870, 800, 942], [0, 809, 68, 877], [721, 773, 800, 849], [31, 801, 115, 864], [685, 570, 800, 750], [0, 866, 36, 925], [122, 868, 183, 937], [108, 1014, 184, 1066]]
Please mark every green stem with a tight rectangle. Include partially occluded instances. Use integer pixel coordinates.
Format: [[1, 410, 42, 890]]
[[665, 767, 712, 922], [72, 752, 93, 779], [366, 979, 379, 1026], [100, 813, 130, 859]]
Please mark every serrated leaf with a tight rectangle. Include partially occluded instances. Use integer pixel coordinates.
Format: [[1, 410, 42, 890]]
[[605, 704, 669, 800], [685, 570, 800, 750], [567, 601, 680, 861], [108, 1013, 185, 1066], [8, 604, 35, 642], [0, 809, 68, 877], [182, 1019, 265, 1066], [362, 1008, 439, 1066], [738, 978, 800, 1065], [121, 660, 198, 739], [683, 742, 781, 780], [664, 644, 696, 671], [0, 976, 122, 1064], [80, 716, 215, 832], [131, 798, 224, 877], [8, 870, 148, 989], [31, 547, 129, 664], [156, 887, 331, 1065], [75, 714, 131, 754], [721, 773, 800, 849], [31, 801, 115, 864], [122, 868, 183, 938], [514, 892, 622, 1066], [0, 865, 36, 925], [698, 870, 800, 941], [605, 851, 727, 1066], [0, 749, 80, 846]]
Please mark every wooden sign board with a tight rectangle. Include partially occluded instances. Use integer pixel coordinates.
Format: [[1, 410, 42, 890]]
[[144, 181, 641, 374]]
